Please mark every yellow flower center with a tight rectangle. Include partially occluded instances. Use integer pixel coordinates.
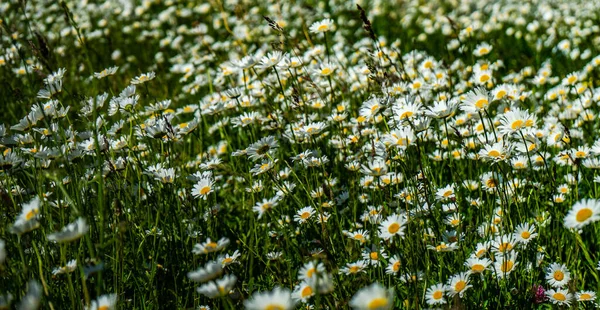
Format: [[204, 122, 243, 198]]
[[553, 292, 566, 301], [306, 268, 315, 278], [472, 264, 485, 273], [498, 242, 512, 253], [367, 298, 388, 309], [265, 304, 285, 310], [521, 231, 531, 239], [399, 111, 413, 119], [206, 242, 218, 250], [200, 186, 211, 195], [488, 150, 501, 157], [511, 120, 524, 130], [25, 209, 37, 221], [475, 98, 488, 109], [317, 24, 328, 31], [392, 261, 401, 272], [388, 223, 400, 234], [580, 293, 592, 300], [500, 260, 514, 272], [300, 212, 311, 219], [301, 286, 313, 298], [370, 252, 379, 260], [553, 270, 564, 281], [99, 306, 109, 310], [454, 280, 466, 292], [576, 208, 593, 222], [433, 291, 443, 299]]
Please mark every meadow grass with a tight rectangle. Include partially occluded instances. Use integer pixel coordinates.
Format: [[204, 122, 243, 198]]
[[1, 0, 600, 309]]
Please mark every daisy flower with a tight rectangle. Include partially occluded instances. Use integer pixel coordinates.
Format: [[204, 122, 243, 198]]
[[339, 261, 368, 275], [192, 176, 215, 200], [385, 255, 402, 275], [576, 290, 596, 302], [130, 71, 155, 85], [378, 214, 407, 241], [93, 66, 119, 79], [309, 18, 334, 33], [244, 287, 296, 310], [87, 294, 117, 310], [545, 263, 570, 288], [298, 261, 326, 281], [564, 199, 600, 229], [196, 274, 237, 298], [349, 282, 394, 310], [494, 252, 519, 279], [446, 272, 472, 298], [47, 218, 89, 243], [425, 283, 446, 305], [292, 279, 316, 303], [546, 288, 572, 306], [465, 257, 491, 275], [461, 87, 491, 113], [192, 237, 230, 255], [294, 206, 315, 224], [187, 261, 223, 283]]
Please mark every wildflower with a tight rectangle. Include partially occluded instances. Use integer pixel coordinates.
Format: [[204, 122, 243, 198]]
[[465, 257, 491, 274], [244, 287, 297, 310], [425, 283, 446, 306], [217, 250, 241, 267], [576, 290, 596, 302], [94, 66, 119, 79], [253, 197, 280, 219], [340, 261, 368, 275], [461, 87, 491, 113], [197, 274, 237, 298], [532, 284, 547, 304], [292, 279, 316, 303], [47, 218, 89, 243], [246, 136, 279, 161], [309, 19, 334, 33], [130, 71, 156, 84], [258, 51, 285, 69], [514, 223, 537, 245], [87, 294, 117, 310], [494, 252, 519, 279], [294, 206, 315, 224], [298, 261, 326, 281], [17, 281, 42, 310], [250, 159, 278, 176], [349, 282, 394, 310], [385, 256, 402, 275], [446, 272, 472, 298], [188, 261, 223, 282], [378, 214, 407, 241], [192, 176, 215, 200], [564, 199, 600, 229], [11, 197, 42, 235], [52, 259, 77, 275], [192, 237, 230, 255], [545, 263, 571, 288], [546, 288, 572, 306]]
